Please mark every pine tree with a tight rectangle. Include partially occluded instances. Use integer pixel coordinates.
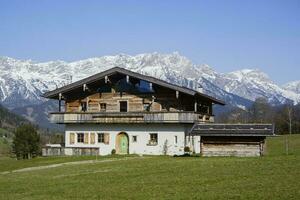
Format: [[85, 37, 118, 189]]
[[12, 124, 40, 159]]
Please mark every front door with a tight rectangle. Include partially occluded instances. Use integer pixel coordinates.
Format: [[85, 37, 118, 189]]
[[118, 133, 128, 154]]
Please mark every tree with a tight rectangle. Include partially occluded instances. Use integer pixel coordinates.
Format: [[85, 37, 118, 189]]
[[249, 98, 272, 123], [12, 124, 40, 159]]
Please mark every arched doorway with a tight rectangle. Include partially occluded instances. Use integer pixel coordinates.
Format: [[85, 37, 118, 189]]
[[116, 132, 129, 154]]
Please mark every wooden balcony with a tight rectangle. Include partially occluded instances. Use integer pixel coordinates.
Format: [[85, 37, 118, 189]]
[[49, 112, 214, 124]]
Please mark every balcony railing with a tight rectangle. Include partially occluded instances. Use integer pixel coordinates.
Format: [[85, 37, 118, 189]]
[[49, 111, 214, 124]]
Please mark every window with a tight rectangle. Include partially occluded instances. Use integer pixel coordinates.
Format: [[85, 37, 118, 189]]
[[120, 101, 128, 112], [132, 135, 137, 142], [77, 133, 84, 143], [138, 80, 154, 93], [100, 103, 106, 111], [149, 133, 158, 145], [143, 103, 150, 111], [98, 133, 104, 143], [174, 136, 178, 144], [81, 102, 87, 112]]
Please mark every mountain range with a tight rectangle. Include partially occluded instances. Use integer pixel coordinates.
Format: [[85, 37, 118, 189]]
[[0, 52, 299, 129]]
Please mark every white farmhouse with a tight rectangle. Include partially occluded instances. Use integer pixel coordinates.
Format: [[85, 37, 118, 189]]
[[42, 67, 274, 157]]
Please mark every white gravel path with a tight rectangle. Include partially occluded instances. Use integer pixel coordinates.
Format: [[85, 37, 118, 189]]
[[0, 156, 147, 175]]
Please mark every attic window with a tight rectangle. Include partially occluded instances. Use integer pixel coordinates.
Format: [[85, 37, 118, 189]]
[[81, 102, 87, 112], [120, 101, 128, 112], [143, 103, 150, 111], [100, 103, 106, 111], [138, 80, 154, 93]]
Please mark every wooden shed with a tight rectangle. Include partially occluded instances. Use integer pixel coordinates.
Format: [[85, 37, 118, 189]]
[[190, 124, 275, 157]]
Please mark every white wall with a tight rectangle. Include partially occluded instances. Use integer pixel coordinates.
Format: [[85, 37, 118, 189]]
[[65, 123, 194, 156]]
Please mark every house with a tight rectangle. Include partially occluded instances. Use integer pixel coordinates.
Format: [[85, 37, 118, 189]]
[[42, 67, 274, 157]]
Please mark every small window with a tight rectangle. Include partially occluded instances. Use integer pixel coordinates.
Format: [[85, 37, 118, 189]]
[[149, 133, 158, 145], [120, 101, 128, 112], [77, 133, 84, 143], [132, 135, 137, 142], [98, 133, 104, 143], [143, 103, 150, 111], [100, 103, 106, 111], [81, 102, 87, 112], [174, 136, 178, 144]]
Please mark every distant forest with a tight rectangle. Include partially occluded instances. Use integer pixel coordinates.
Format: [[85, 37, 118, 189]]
[[216, 98, 300, 135], [0, 104, 63, 156], [0, 104, 28, 134]]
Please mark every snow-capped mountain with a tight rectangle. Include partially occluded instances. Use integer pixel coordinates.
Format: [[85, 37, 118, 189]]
[[283, 81, 300, 94], [0, 52, 299, 111], [203, 68, 300, 105]]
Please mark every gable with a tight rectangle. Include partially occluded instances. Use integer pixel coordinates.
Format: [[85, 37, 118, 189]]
[[42, 67, 225, 105]]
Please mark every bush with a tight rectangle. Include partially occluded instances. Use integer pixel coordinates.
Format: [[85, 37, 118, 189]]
[[184, 146, 191, 153], [111, 149, 116, 155]]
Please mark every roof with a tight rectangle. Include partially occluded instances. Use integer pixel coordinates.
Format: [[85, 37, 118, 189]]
[[42, 67, 225, 105], [190, 123, 275, 137]]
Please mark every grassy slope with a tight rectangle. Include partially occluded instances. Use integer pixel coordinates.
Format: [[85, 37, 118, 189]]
[[0, 137, 10, 156], [0, 135, 299, 200]]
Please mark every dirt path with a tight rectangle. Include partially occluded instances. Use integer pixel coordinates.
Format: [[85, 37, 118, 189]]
[[0, 156, 147, 175]]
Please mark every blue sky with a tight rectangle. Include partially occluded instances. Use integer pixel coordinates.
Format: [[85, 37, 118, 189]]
[[0, 0, 299, 84]]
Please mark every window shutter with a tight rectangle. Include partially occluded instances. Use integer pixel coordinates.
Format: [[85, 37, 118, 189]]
[[104, 133, 110, 144], [90, 133, 95, 144], [84, 133, 89, 144], [70, 133, 75, 144]]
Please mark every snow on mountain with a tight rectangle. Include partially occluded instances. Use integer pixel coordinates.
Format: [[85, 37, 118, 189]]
[[0, 53, 299, 111], [283, 81, 300, 94], [211, 69, 300, 105]]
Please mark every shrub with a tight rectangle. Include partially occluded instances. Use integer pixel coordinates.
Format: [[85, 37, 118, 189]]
[[111, 149, 116, 155], [184, 146, 191, 153]]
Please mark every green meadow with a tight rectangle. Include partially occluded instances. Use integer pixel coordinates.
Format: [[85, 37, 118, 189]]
[[0, 135, 299, 200]]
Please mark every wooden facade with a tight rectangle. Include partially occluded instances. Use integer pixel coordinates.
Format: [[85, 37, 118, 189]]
[[191, 124, 274, 157], [200, 136, 266, 157], [43, 67, 222, 124], [64, 90, 212, 114]]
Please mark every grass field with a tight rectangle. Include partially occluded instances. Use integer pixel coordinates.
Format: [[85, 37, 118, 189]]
[[0, 135, 299, 200]]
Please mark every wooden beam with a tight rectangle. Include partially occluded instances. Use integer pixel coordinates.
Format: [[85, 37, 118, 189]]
[[58, 93, 62, 112], [105, 76, 108, 84], [176, 91, 179, 99], [86, 97, 89, 111], [83, 84, 87, 92], [126, 75, 129, 83], [194, 101, 197, 112]]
